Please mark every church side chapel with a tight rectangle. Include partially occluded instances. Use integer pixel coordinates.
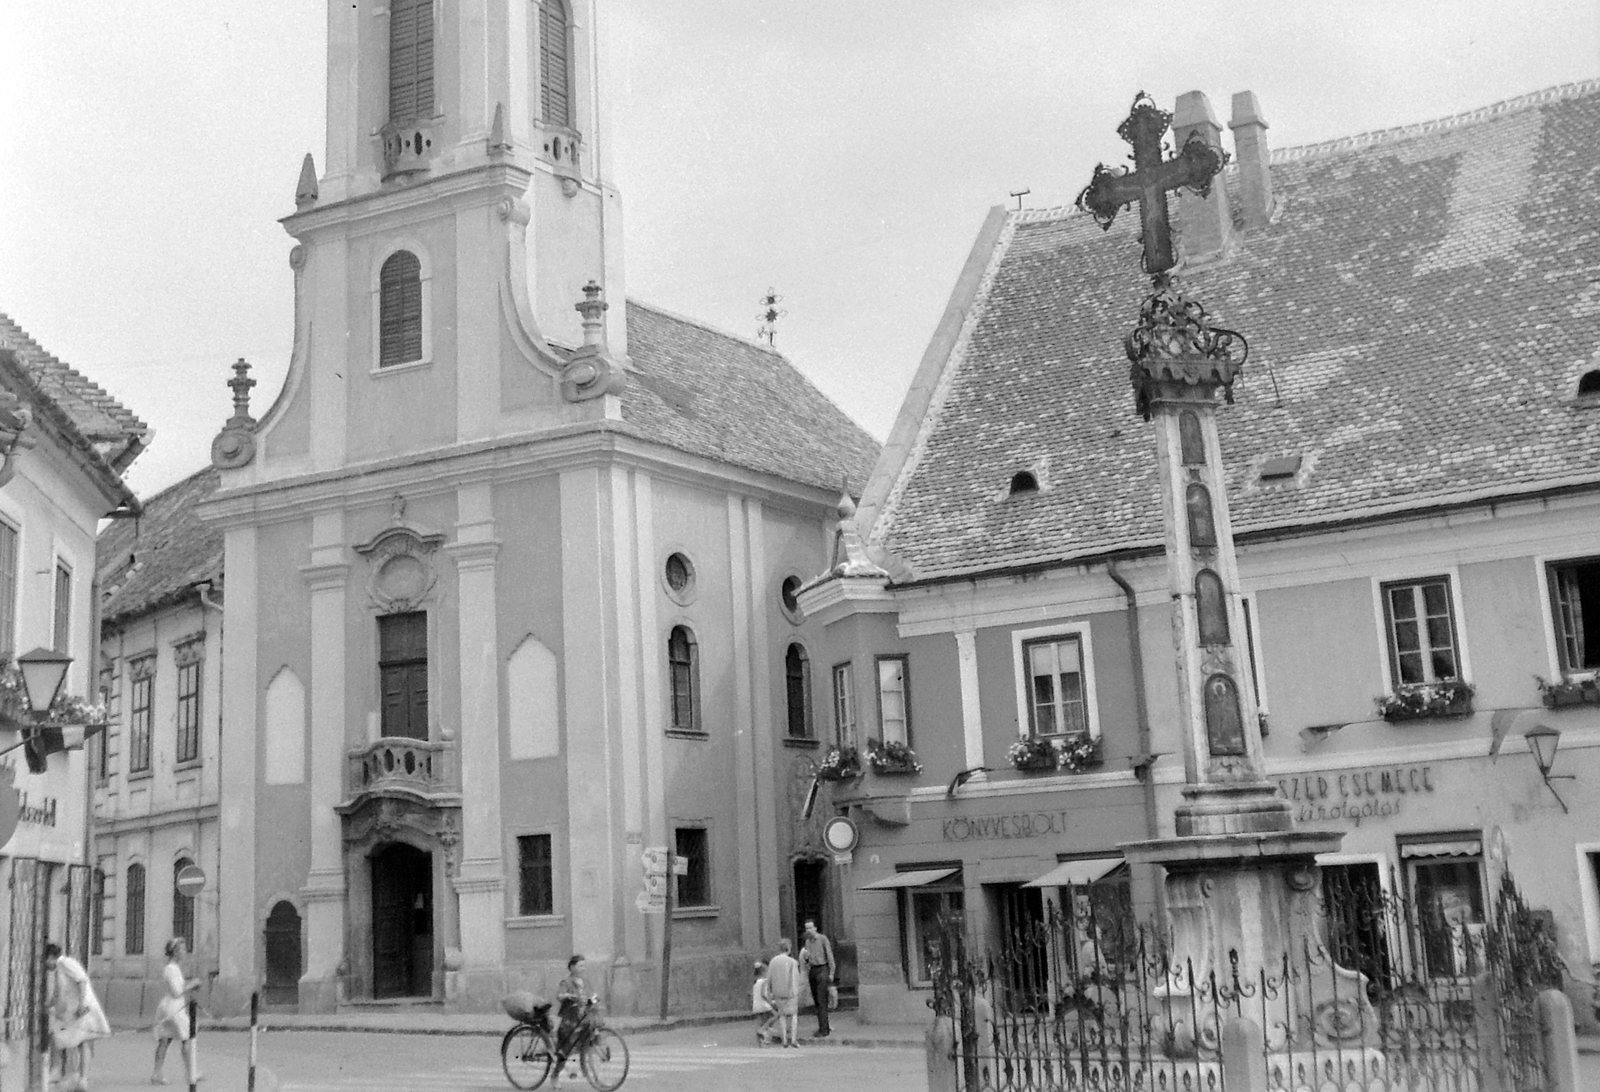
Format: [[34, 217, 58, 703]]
[[199, 0, 877, 1014]]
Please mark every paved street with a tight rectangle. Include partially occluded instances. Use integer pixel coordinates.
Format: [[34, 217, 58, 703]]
[[75, 1025, 925, 1092]]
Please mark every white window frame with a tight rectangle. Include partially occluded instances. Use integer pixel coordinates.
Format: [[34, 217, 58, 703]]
[[874, 654, 910, 747], [1534, 553, 1600, 681], [369, 238, 434, 373], [1011, 621, 1101, 742], [1369, 566, 1472, 693], [1577, 842, 1600, 967], [831, 662, 855, 746]]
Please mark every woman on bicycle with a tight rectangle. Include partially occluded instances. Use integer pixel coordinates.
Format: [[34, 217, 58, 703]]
[[554, 954, 587, 1080]]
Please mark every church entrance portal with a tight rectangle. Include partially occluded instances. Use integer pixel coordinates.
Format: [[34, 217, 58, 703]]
[[371, 843, 434, 998], [793, 859, 825, 937]]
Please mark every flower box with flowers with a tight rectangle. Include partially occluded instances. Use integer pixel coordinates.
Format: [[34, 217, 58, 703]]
[[1006, 734, 1103, 773], [815, 746, 862, 782], [1375, 681, 1474, 722], [1536, 676, 1600, 709], [865, 738, 923, 775]]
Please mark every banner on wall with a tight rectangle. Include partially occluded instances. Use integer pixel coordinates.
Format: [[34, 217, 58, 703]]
[[0, 754, 84, 864]]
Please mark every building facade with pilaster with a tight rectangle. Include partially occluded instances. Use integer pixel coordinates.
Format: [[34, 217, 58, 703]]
[[799, 82, 1600, 1026], [198, 0, 877, 1015]]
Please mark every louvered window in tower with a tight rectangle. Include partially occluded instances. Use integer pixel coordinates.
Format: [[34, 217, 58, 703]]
[[379, 251, 424, 367], [539, 0, 573, 129], [389, 0, 434, 126]]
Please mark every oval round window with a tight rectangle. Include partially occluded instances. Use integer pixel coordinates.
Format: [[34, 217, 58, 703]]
[[664, 552, 696, 604]]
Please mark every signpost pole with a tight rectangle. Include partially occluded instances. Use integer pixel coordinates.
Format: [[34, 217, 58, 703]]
[[658, 863, 673, 1021]]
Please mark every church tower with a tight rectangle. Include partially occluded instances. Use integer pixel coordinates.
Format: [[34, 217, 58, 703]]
[[203, 0, 880, 1018]]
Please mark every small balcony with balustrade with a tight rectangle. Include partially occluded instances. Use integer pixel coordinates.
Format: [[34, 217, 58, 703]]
[[342, 737, 460, 810]]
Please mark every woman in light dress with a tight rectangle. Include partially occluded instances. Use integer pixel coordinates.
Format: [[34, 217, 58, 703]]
[[151, 937, 203, 1085], [45, 941, 111, 1092]]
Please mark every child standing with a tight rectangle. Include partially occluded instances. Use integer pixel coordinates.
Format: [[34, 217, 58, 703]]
[[752, 962, 780, 1045]]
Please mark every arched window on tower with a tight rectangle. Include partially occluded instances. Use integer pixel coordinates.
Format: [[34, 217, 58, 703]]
[[667, 626, 700, 735], [379, 251, 424, 367], [539, 0, 573, 130], [389, 0, 435, 126], [785, 644, 812, 739]]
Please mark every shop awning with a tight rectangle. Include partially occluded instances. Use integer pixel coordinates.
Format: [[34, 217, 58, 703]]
[[1401, 840, 1481, 859], [1023, 857, 1123, 889], [860, 868, 959, 890]]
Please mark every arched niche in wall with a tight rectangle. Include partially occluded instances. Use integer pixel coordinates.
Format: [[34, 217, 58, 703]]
[[264, 667, 307, 785], [1195, 569, 1230, 646], [1203, 673, 1247, 757], [506, 635, 560, 760], [1186, 484, 1218, 548], [1179, 410, 1206, 465]]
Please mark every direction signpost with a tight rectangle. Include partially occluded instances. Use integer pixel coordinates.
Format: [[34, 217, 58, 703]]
[[173, 865, 208, 1092], [640, 847, 687, 1020]]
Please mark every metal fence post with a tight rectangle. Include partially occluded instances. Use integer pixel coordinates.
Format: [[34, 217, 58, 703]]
[[1538, 988, 1581, 1092], [1220, 1015, 1267, 1092]]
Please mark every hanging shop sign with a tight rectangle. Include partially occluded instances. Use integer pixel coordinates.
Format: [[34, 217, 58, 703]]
[[1277, 764, 1437, 829]]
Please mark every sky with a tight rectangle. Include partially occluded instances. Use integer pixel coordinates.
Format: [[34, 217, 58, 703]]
[[2, 1, 1597, 499]]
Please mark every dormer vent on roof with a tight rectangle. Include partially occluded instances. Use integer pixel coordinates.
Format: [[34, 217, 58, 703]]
[[1008, 471, 1039, 496], [1578, 370, 1600, 397], [1258, 455, 1302, 482]]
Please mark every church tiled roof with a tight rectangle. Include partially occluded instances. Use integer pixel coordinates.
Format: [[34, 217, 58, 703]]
[[870, 81, 1600, 583], [622, 301, 880, 494], [98, 466, 224, 627], [0, 311, 150, 471]]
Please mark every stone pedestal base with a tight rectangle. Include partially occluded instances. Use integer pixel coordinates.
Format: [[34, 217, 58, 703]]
[[298, 974, 341, 1015]]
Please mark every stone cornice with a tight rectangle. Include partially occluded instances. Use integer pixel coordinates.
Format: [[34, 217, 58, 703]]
[[443, 539, 502, 568], [299, 561, 351, 592], [198, 426, 840, 528], [282, 162, 534, 235]]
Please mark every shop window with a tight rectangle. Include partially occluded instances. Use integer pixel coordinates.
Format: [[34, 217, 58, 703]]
[[379, 611, 429, 740], [674, 827, 711, 908], [125, 863, 146, 956], [1548, 557, 1600, 674], [905, 873, 964, 987], [1401, 837, 1485, 978], [517, 834, 554, 917], [875, 655, 910, 746], [667, 626, 701, 735], [1023, 635, 1088, 738], [1382, 577, 1461, 686], [831, 662, 856, 746], [784, 644, 812, 739]]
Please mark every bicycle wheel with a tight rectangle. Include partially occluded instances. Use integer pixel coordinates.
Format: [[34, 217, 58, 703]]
[[580, 1026, 630, 1091], [501, 1023, 555, 1090]]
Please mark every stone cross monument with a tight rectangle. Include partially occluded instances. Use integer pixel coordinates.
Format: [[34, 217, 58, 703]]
[[1077, 92, 1356, 1055]]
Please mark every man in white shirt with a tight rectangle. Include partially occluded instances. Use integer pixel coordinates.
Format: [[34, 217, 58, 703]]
[[764, 939, 802, 1048]]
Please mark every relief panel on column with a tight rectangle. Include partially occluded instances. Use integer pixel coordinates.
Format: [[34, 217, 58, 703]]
[[264, 667, 307, 785], [507, 635, 559, 760]]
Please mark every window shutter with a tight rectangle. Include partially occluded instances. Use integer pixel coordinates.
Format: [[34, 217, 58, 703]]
[[1555, 567, 1585, 670], [389, 0, 434, 125], [405, 662, 429, 740], [379, 252, 424, 366], [539, 1, 572, 128]]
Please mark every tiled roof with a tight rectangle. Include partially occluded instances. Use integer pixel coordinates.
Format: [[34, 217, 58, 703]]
[[0, 312, 150, 470], [98, 466, 223, 626], [621, 302, 880, 494], [873, 81, 1600, 583]]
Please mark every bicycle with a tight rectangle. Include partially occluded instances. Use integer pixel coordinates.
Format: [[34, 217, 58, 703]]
[[502, 995, 630, 1091]]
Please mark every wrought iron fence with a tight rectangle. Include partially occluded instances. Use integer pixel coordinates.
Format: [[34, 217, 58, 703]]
[[928, 869, 1563, 1092]]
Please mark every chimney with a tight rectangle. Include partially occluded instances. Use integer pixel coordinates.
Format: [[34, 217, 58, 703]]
[[1171, 91, 1232, 258], [1229, 91, 1273, 231]]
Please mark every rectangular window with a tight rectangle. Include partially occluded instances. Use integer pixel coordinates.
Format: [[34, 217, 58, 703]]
[[0, 520, 17, 657], [1382, 577, 1460, 686], [125, 864, 146, 956], [1321, 862, 1395, 990], [89, 866, 107, 956], [52, 560, 71, 652], [128, 659, 154, 775], [1023, 635, 1088, 737], [875, 655, 910, 747], [1549, 558, 1600, 674], [831, 663, 855, 746], [175, 658, 202, 765], [674, 827, 711, 908], [905, 875, 964, 987], [517, 834, 554, 917], [1409, 855, 1486, 978], [784, 645, 812, 739], [379, 612, 429, 740]]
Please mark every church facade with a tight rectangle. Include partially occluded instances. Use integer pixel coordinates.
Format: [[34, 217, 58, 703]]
[[200, 0, 876, 1014]]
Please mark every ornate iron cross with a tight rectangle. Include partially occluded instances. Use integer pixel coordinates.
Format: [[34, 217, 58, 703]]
[[1076, 92, 1228, 274]]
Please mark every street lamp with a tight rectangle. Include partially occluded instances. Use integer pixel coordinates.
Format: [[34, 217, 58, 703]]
[[1523, 723, 1574, 814], [16, 647, 73, 714], [0, 649, 103, 770]]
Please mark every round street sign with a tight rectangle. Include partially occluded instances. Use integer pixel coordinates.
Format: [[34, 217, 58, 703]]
[[175, 864, 207, 898], [822, 816, 858, 855]]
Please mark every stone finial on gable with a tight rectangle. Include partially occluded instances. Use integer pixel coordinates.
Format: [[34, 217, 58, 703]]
[[1172, 91, 1233, 258], [831, 493, 887, 578], [295, 153, 319, 209], [211, 358, 258, 469], [560, 281, 626, 402]]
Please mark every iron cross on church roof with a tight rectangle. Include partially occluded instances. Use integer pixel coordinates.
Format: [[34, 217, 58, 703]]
[[1076, 91, 1229, 274]]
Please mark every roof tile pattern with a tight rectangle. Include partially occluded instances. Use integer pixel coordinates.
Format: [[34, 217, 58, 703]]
[[621, 302, 880, 493], [876, 83, 1600, 582], [98, 466, 223, 626], [0, 312, 149, 465]]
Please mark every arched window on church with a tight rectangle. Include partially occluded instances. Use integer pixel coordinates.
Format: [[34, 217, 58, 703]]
[[379, 251, 424, 367], [785, 644, 812, 740], [539, 0, 573, 129], [388, 0, 435, 127], [668, 626, 700, 735]]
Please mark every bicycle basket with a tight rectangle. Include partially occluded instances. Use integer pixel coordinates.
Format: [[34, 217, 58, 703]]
[[501, 991, 552, 1027]]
